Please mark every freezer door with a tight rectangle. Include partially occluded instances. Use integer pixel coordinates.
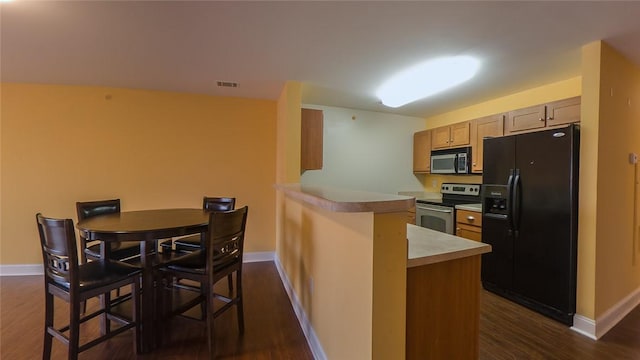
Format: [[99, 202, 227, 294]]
[[482, 135, 516, 185], [512, 126, 578, 316]]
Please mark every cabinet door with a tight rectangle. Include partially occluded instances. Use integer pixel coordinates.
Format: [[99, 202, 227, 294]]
[[431, 126, 451, 149], [471, 114, 504, 173], [301, 108, 323, 171], [456, 225, 482, 242], [546, 96, 580, 127], [413, 130, 431, 173], [505, 104, 546, 134], [449, 122, 470, 147]]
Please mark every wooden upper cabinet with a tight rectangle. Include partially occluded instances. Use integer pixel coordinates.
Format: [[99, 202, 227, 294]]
[[546, 96, 581, 127], [432, 122, 470, 150], [470, 114, 504, 173], [450, 122, 471, 147], [505, 96, 581, 135], [301, 108, 323, 171], [505, 104, 546, 134], [431, 127, 452, 149], [413, 130, 431, 173]]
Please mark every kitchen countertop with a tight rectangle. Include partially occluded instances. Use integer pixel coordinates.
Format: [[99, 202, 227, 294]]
[[455, 203, 482, 212], [397, 191, 442, 202], [275, 183, 415, 213], [407, 224, 491, 268]]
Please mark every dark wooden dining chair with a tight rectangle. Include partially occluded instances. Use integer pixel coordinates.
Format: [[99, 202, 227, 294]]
[[76, 199, 140, 264], [36, 213, 141, 360], [161, 196, 236, 290], [162, 196, 236, 252], [158, 206, 248, 359]]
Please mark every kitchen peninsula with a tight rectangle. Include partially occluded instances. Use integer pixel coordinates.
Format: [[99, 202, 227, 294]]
[[275, 184, 490, 360]]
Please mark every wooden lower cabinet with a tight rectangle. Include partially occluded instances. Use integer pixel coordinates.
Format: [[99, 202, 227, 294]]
[[406, 255, 481, 359], [456, 209, 482, 241], [408, 206, 416, 225]]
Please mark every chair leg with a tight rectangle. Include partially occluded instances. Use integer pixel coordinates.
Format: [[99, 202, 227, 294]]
[[132, 278, 142, 354], [204, 281, 215, 360], [100, 291, 112, 335], [69, 299, 81, 360], [236, 270, 244, 334], [43, 292, 54, 360], [227, 273, 233, 292]]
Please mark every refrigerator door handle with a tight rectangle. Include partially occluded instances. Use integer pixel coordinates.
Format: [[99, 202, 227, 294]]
[[507, 169, 515, 234], [512, 168, 521, 236]]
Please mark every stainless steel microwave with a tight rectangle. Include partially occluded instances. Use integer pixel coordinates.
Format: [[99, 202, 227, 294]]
[[430, 147, 472, 174]]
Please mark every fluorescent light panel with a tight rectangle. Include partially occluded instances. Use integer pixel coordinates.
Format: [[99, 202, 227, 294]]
[[377, 56, 481, 108]]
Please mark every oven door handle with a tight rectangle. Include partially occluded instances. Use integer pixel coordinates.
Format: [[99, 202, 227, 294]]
[[416, 207, 453, 214]]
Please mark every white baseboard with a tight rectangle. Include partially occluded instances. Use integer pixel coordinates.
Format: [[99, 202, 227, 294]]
[[0, 264, 44, 276], [243, 251, 275, 263], [595, 286, 640, 339], [274, 256, 326, 360], [0, 251, 276, 277], [571, 314, 597, 339], [571, 286, 640, 340]]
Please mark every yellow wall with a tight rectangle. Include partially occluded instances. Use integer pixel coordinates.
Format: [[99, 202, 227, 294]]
[[422, 77, 582, 192], [276, 81, 302, 184], [578, 42, 602, 319], [0, 83, 277, 264], [592, 42, 640, 319]]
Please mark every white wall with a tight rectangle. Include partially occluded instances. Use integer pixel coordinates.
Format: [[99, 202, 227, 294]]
[[300, 105, 426, 194]]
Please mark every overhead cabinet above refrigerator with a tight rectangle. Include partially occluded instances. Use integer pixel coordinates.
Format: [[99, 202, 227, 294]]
[[481, 124, 579, 325]]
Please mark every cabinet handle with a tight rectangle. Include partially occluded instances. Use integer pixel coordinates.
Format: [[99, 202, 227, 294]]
[[547, 116, 554, 120], [539, 117, 545, 121], [467, 216, 475, 221]]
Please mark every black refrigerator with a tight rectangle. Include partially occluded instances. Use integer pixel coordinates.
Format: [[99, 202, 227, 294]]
[[481, 124, 579, 325]]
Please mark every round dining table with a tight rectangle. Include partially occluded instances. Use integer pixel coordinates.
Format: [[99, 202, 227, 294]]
[[76, 208, 209, 353]]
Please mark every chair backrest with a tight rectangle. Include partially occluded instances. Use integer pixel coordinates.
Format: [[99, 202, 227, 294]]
[[36, 213, 79, 288], [76, 199, 121, 221], [203, 197, 236, 212], [206, 206, 248, 268]]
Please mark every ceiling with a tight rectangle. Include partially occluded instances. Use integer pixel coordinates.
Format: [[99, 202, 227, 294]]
[[2, 1, 640, 119]]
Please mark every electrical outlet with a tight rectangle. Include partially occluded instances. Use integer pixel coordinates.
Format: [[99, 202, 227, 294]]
[[431, 179, 437, 188]]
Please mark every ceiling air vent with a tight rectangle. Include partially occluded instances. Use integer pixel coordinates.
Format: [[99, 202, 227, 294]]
[[216, 81, 238, 88]]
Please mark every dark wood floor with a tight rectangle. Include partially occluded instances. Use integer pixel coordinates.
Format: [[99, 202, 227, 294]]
[[2, 261, 639, 359], [0, 262, 314, 359]]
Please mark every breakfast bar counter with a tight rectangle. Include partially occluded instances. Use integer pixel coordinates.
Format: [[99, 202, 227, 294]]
[[275, 184, 490, 360]]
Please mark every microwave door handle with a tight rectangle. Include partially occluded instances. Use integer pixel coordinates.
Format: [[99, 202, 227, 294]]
[[453, 154, 459, 173]]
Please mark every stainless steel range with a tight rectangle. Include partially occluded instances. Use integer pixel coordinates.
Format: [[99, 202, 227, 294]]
[[415, 183, 481, 234]]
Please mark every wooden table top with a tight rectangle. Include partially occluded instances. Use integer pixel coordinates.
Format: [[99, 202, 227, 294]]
[[77, 208, 209, 241]]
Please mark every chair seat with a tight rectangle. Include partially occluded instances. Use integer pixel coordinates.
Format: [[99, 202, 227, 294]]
[[164, 250, 239, 275], [85, 241, 140, 260], [53, 260, 141, 292], [172, 235, 201, 251]]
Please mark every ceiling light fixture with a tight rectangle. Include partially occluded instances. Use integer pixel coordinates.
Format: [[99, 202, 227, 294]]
[[377, 55, 481, 108]]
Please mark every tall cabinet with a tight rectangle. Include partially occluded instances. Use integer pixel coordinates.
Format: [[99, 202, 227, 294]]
[[413, 130, 431, 173], [470, 114, 505, 173]]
